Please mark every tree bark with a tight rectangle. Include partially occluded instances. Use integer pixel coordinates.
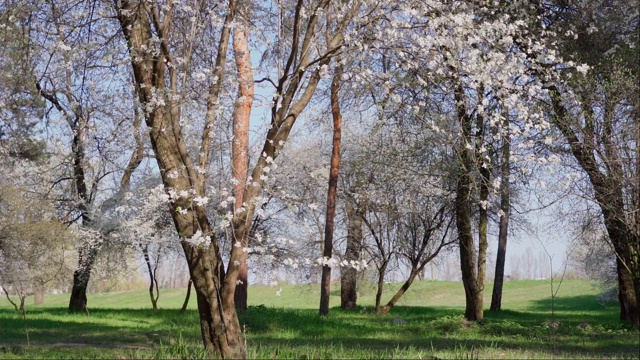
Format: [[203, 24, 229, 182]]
[[490, 122, 510, 312], [69, 241, 99, 314], [374, 262, 388, 314], [454, 80, 483, 321], [320, 65, 343, 316], [475, 106, 490, 318], [379, 267, 420, 314], [181, 235, 245, 358], [116, 0, 245, 355], [67, 124, 95, 314], [116, 0, 359, 354], [341, 200, 362, 310], [232, 1, 254, 312], [549, 86, 639, 326], [142, 244, 160, 312]]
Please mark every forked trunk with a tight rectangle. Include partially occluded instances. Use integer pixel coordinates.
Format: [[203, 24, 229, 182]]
[[182, 241, 245, 358], [142, 244, 160, 312]]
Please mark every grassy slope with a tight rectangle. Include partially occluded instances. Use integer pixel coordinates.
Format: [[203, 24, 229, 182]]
[[0, 280, 638, 359], [0, 279, 599, 310]]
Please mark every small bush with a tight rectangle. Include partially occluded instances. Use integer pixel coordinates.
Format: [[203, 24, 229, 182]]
[[427, 315, 467, 334]]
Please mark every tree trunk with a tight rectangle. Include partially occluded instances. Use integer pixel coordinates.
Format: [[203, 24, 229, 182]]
[[116, 0, 246, 355], [319, 65, 343, 316], [374, 263, 388, 314], [611, 232, 639, 325], [476, 157, 489, 316], [491, 123, 510, 312], [34, 287, 45, 305], [454, 80, 483, 321], [341, 200, 362, 310], [232, 1, 254, 312], [19, 297, 25, 314], [180, 279, 192, 314], [379, 267, 419, 314], [549, 86, 639, 326], [456, 178, 483, 321], [68, 123, 96, 314], [475, 86, 489, 307], [2, 286, 20, 312], [181, 238, 245, 358], [142, 244, 159, 312], [69, 242, 99, 313]]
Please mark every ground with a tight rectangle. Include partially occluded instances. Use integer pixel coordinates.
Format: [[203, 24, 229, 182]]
[[0, 280, 638, 359]]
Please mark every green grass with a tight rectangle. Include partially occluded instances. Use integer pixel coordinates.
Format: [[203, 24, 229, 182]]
[[1, 280, 638, 359]]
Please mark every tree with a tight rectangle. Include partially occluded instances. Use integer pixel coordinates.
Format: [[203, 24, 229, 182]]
[[340, 0, 568, 320], [231, 0, 254, 312], [115, 0, 363, 355], [490, 115, 511, 311], [0, 0, 147, 313], [319, 64, 343, 316], [340, 183, 365, 310], [540, 0, 639, 325], [340, 122, 455, 314], [0, 185, 74, 313]]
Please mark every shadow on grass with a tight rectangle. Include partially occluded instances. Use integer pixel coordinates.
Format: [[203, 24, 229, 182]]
[[528, 294, 613, 312], [0, 307, 199, 348], [0, 303, 636, 358]]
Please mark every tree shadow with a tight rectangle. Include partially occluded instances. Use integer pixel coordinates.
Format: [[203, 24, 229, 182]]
[[0, 302, 636, 358], [0, 307, 196, 348]]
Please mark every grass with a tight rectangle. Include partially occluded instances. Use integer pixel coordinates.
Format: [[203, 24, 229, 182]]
[[0, 280, 638, 359]]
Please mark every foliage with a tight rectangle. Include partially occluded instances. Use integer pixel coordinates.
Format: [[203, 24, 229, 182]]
[[0, 185, 74, 311]]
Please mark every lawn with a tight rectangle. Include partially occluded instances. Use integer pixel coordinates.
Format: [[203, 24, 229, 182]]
[[0, 280, 638, 359]]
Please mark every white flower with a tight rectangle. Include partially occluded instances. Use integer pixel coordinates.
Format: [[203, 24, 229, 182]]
[[167, 171, 179, 179], [576, 64, 590, 75], [193, 196, 209, 207], [184, 230, 211, 248]]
